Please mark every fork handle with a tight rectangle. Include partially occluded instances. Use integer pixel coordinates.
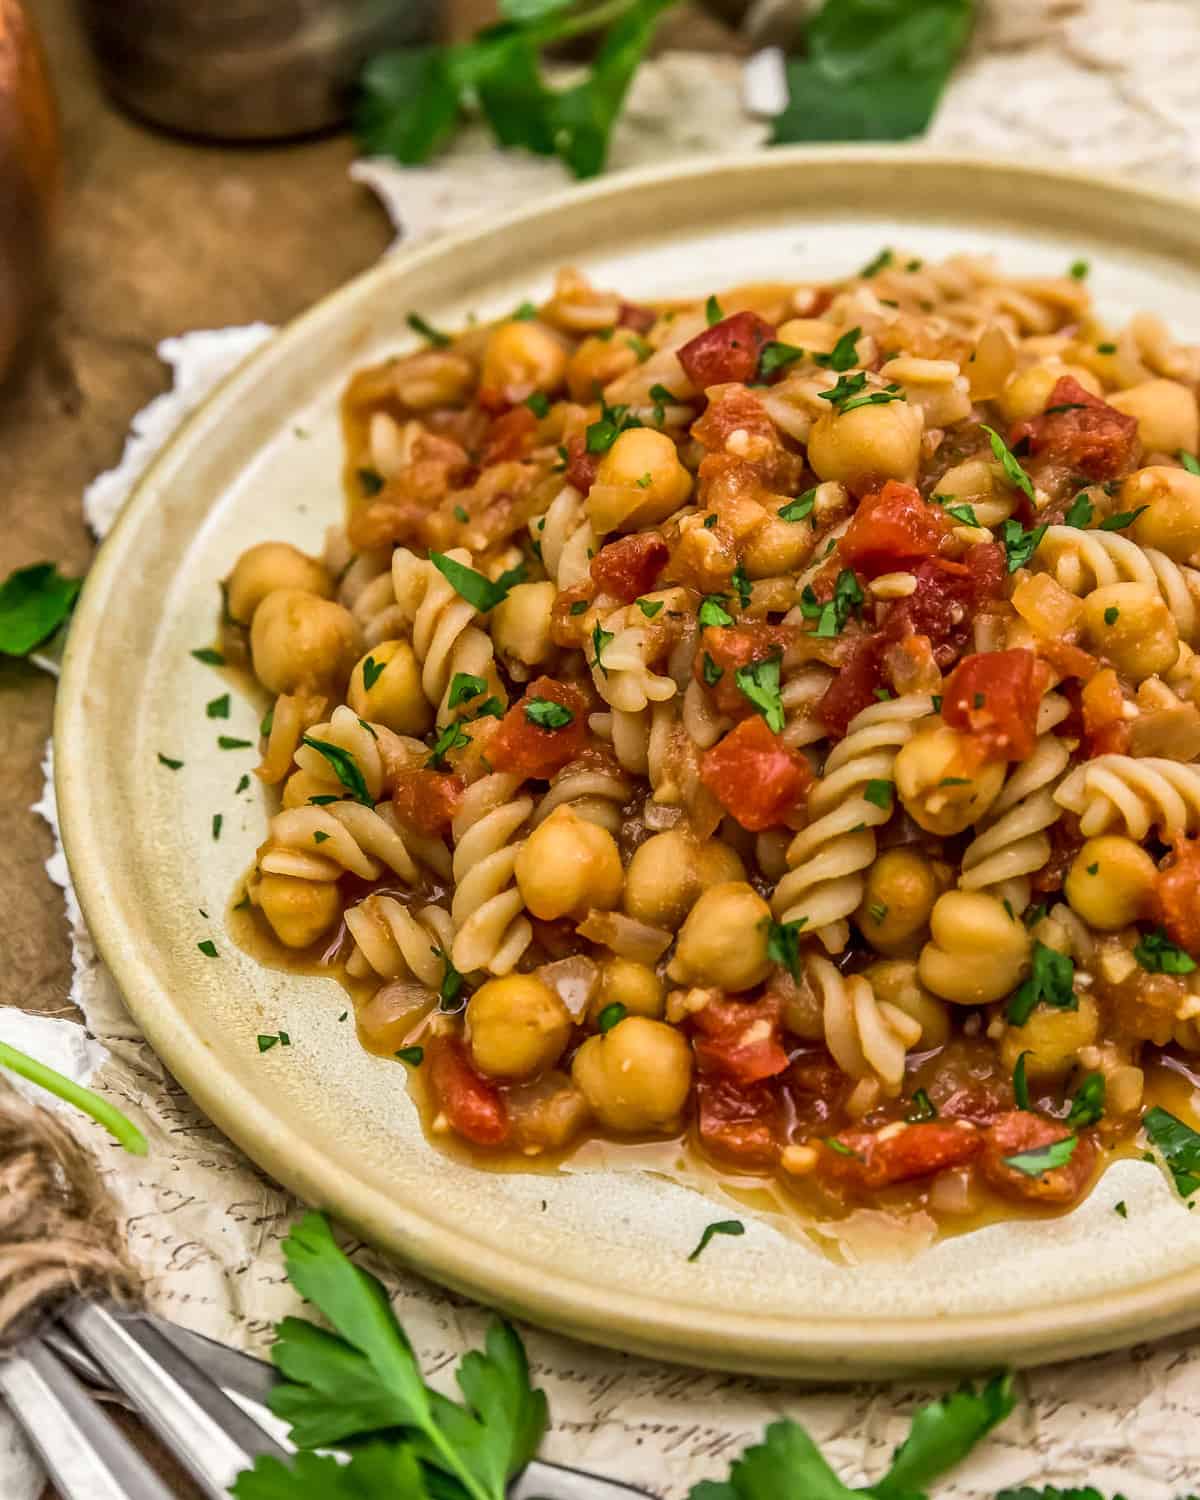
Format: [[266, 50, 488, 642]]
[[0, 1337, 175, 1500]]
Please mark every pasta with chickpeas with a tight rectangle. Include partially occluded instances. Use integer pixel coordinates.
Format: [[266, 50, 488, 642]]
[[216, 252, 1200, 1235]]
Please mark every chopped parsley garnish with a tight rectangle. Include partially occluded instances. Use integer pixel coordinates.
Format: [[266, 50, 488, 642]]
[[438, 951, 466, 1010], [1063, 492, 1094, 528], [800, 568, 864, 638], [218, 735, 253, 750], [730, 563, 752, 609], [569, 598, 589, 616], [636, 472, 652, 488], [1012, 1052, 1032, 1111], [703, 513, 718, 529], [511, 301, 537, 321], [758, 341, 805, 377], [308, 794, 340, 806], [1098, 505, 1148, 531], [426, 720, 471, 769], [197, 940, 218, 958], [206, 693, 231, 720], [698, 594, 734, 628], [301, 735, 372, 804], [584, 397, 641, 455], [361, 655, 386, 691], [430, 553, 525, 613], [406, 311, 450, 346], [158, 753, 183, 770], [524, 391, 550, 419], [313, 830, 330, 844], [1103, 606, 1120, 625], [635, 597, 664, 618], [1044, 402, 1088, 415], [863, 779, 893, 810], [943, 502, 980, 527], [982, 425, 1036, 502], [257, 1031, 291, 1052], [597, 1002, 626, 1034], [212, 813, 223, 841], [702, 652, 723, 686], [236, 774, 250, 794], [1069, 259, 1089, 279], [191, 647, 225, 666], [1066, 1071, 1106, 1128], [448, 671, 487, 709], [867, 901, 888, 924], [764, 917, 806, 977], [1133, 927, 1197, 974], [778, 489, 816, 523], [734, 654, 785, 732], [395, 1046, 424, 1066], [1006, 941, 1077, 1025], [905, 1088, 937, 1123], [648, 382, 675, 424], [260, 705, 275, 739], [1003, 1135, 1078, 1177], [873, 688, 892, 701], [0, 561, 81, 656], [930, 694, 942, 713], [453, 504, 470, 523], [590, 621, 614, 675], [625, 334, 652, 362], [687, 1218, 744, 1262], [1143, 1106, 1200, 1199], [1115, 1199, 1128, 1217], [1000, 517, 1048, 574], [824, 1138, 862, 1159], [525, 698, 573, 730], [859, 248, 893, 278], [705, 294, 723, 326], [1180, 449, 1200, 476], [814, 326, 861, 372], [357, 467, 384, 496], [1097, 341, 1117, 354], [819, 371, 905, 415]]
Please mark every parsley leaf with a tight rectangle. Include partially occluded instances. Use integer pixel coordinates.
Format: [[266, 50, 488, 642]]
[[191, 647, 225, 666], [525, 698, 573, 729], [1134, 927, 1198, 974], [702, 652, 723, 686], [206, 693, 231, 720], [730, 563, 752, 609], [687, 1219, 744, 1262], [734, 654, 785, 733], [764, 917, 806, 977], [1179, 449, 1200, 477], [524, 390, 550, 418], [1144, 1106, 1200, 1200], [778, 489, 817, 523], [1006, 942, 1077, 1025], [1098, 505, 1148, 532], [267, 1212, 548, 1495], [863, 779, 893, 810], [302, 736, 373, 805], [1066, 1071, 1106, 1128], [597, 1002, 626, 1033], [872, 1374, 1016, 1500], [802, 568, 864, 638], [635, 597, 664, 618], [357, 467, 385, 497], [1063, 492, 1094, 528], [360, 656, 386, 692], [1003, 1136, 1078, 1177], [448, 671, 488, 709], [395, 1046, 424, 1066], [698, 595, 734, 628], [818, 372, 904, 415], [158, 753, 184, 770], [905, 1088, 937, 1123], [705, 294, 723, 326], [758, 341, 806, 376], [814, 326, 861, 371], [406, 311, 451, 347], [232, 1444, 428, 1499], [591, 621, 614, 675], [585, 396, 641, 454], [982, 424, 1036, 502], [430, 552, 525, 612], [0, 562, 81, 656], [688, 1416, 861, 1500], [1012, 1052, 1032, 1111], [1000, 517, 1048, 574], [426, 721, 471, 769]]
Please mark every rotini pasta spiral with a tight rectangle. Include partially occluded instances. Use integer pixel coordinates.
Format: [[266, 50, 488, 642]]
[[534, 483, 594, 589], [772, 694, 934, 953], [1032, 526, 1200, 642], [293, 704, 392, 803], [392, 546, 503, 722], [344, 894, 455, 985], [259, 802, 420, 884], [532, 759, 632, 835], [807, 956, 923, 1113], [1055, 755, 1200, 839], [590, 599, 680, 713], [449, 772, 534, 976]]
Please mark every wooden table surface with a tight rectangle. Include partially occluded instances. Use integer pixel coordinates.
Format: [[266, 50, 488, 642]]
[[1, 0, 733, 1493]]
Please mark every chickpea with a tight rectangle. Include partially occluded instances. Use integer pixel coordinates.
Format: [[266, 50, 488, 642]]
[[346, 640, 433, 736], [256, 873, 340, 948], [807, 399, 923, 488], [918, 890, 1031, 1006], [622, 829, 746, 929], [894, 724, 1006, 837], [591, 957, 664, 1023], [491, 581, 557, 671], [589, 428, 693, 533], [566, 335, 639, 403], [571, 1017, 692, 1132], [1125, 465, 1200, 565], [667, 882, 772, 992], [249, 589, 360, 695], [1081, 581, 1179, 679], [515, 806, 623, 921], [1000, 993, 1100, 1083], [391, 350, 475, 410], [862, 958, 951, 1049], [995, 362, 1101, 424], [467, 974, 572, 1081], [1064, 835, 1157, 930], [856, 848, 942, 956], [740, 516, 815, 579], [1107, 378, 1198, 456], [226, 542, 332, 625], [480, 319, 567, 404]]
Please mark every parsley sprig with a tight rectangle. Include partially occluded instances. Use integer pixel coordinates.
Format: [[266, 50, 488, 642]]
[[0, 1039, 147, 1154], [0, 561, 81, 657]]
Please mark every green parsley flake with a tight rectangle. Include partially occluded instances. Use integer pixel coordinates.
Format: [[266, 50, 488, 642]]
[[591, 622, 614, 676], [636, 597, 664, 618], [1066, 1071, 1106, 1128], [585, 397, 641, 455], [705, 294, 723, 326], [867, 901, 888, 925], [758, 342, 805, 377], [764, 917, 806, 977], [525, 391, 550, 419], [236, 774, 250, 794], [426, 720, 471, 769], [648, 382, 676, 424], [357, 467, 384, 497], [569, 599, 589, 617], [859, 248, 893, 278], [1069, 259, 1089, 279], [636, 472, 652, 488], [702, 652, 723, 686], [430, 552, 525, 613], [218, 736, 253, 750], [1097, 342, 1117, 354], [361, 656, 385, 692], [301, 736, 372, 804], [982, 425, 1037, 503], [687, 1219, 744, 1262], [814, 327, 861, 372], [1012, 1051, 1032, 1111], [406, 311, 450, 346], [734, 654, 785, 732], [313, 830, 330, 845], [1115, 1199, 1128, 1218], [512, 301, 537, 321], [730, 563, 752, 609], [944, 502, 980, 528], [257, 1031, 290, 1052], [703, 513, 718, 529], [395, 1046, 424, 1066], [448, 671, 487, 709], [454, 504, 469, 523], [625, 335, 652, 362], [1000, 517, 1048, 573], [206, 694, 231, 719], [1003, 1135, 1078, 1177], [863, 779, 893, 810], [1063, 492, 1094, 528], [525, 698, 573, 730], [158, 753, 184, 770], [191, 647, 225, 666], [260, 705, 274, 738], [778, 489, 816, 523], [197, 940, 218, 958], [212, 813, 223, 841], [1007, 941, 1077, 1025], [438, 950, 466, 1010], [1180, 450, 1200, 476], [1134, 927, 1198, 974], [698, 595, 733, 628], [905, 1088, 937, 1123], [1104, 606, 1120, 625], [597, 1002, 626, 1034], [1098, 506, 1148, 532], [1143, 1106, 1200, 1199]]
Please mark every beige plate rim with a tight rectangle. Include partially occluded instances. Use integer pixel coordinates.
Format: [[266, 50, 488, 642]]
[[56, 146, 1200, 1376]]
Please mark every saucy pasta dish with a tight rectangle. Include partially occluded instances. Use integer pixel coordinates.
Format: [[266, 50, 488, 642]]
[[219, 252, 1200, 1235]]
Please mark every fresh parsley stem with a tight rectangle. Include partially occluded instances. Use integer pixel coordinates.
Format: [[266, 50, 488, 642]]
[[0, 1039, 148, 1155]]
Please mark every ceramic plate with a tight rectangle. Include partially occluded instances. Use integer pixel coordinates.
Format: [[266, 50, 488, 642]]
[[57, 149, 1200, 1376]]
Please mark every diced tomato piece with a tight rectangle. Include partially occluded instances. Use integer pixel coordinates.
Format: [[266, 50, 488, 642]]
[[941, 648, 1046, 763], [427, 1037, 510, 1147], [695, 1075, 782, 1166], [1010, 376, 1140, 482], [391, 770, 464, 836], [678, 311, 776, 389], [480, 406, 538, 466], [694, 621, 796, 717], [979, 1110, 1096, 1205], [699, 716, 813, 832], [617, 300, 656, 333], [563, 435, 599, 494], [589, 532, 669, 603], [691, 387, 776, 453], [691, 993, 790, 1085], [1081, 667, 1131, 757], [820, 1121, 982, 1190], [883, 544, 1006, 667], [1037, 638, 1098, 683], [486, 677, 589, 780], [816, 634, 886, 738], [837, 481, 951, 579], [1156, 838, 1200, 955]]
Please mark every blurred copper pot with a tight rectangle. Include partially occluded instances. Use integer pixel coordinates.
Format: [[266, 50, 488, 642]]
[[0, 0, 60, 382]]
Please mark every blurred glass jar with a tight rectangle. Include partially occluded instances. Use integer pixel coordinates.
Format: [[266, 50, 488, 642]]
[[0, 0, 60, 382], [74, 0, 439, 141]]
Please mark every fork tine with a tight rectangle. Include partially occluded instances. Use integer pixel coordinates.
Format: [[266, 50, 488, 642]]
[[0, 1337, 175, 1500]]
